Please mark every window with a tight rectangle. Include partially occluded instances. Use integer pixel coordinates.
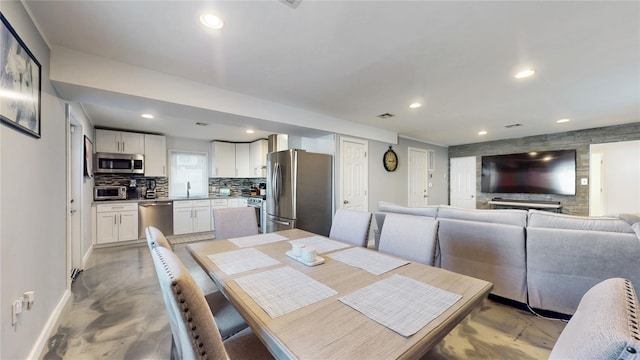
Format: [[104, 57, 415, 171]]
[[169, 150, 208, 198]]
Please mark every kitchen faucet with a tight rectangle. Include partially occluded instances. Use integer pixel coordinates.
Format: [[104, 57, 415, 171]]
[[187, 181, 191, 198]]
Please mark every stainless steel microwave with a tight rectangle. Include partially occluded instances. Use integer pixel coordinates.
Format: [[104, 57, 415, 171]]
[[94, 186, 127, 200], [95, 153, 144, 174]]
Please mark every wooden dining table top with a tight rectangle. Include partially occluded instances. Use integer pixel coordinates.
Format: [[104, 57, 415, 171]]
[[187, 229, 493, 360]]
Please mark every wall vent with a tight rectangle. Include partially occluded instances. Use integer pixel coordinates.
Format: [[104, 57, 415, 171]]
[[281, 0, 302, 9], [193, 122, 209, 127], [504, 123, 523, 128], [377, 113, 395, 119]]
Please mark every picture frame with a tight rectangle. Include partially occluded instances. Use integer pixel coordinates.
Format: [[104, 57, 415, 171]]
[[84, 135, 94, 178], [0, 13, 42, 139]]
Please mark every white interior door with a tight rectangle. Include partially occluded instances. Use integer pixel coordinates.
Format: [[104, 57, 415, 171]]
[[66, 107, 83, 283], [450, 156, 477, 209], [408, 147, 428, 206], [589, 151, 604, 216], [590, 141, 640, 215], [340, 137, 368, 211]]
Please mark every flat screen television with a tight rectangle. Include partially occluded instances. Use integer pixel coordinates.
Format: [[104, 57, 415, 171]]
[[481, 150, 576, 195]]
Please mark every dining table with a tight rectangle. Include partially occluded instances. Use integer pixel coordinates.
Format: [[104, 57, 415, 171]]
[[187, 229, 493, 359]]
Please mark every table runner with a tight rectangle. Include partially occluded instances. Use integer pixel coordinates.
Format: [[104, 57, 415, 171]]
[[207, 248, 280, 275], [234, 266, 338, 318], [328, 247, 409, 275], [288, 236, 351, 254], [339, 274, 462, 337], [228, 232, 288, 247]]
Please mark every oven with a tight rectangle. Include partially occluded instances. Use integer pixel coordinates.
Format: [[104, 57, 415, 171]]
[[247, 196, 266, 233]]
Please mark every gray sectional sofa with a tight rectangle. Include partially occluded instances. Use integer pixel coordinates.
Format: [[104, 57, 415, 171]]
[[374, 202, 640, 315]]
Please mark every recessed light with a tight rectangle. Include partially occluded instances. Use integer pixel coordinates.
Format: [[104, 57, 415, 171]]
[[514, 69, 536, 79], [409, 102, 422, 109], [557, 118, 571, 123], [141, 114, 154, 119], [478, 131, 487, 136], [246, 129, 255, 134], [200, 13, 224, 29]]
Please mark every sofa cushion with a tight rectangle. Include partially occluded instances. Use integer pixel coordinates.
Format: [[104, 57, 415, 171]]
[[438, 218, 527, 303], [528, 209, 634, 233], [437, 206, 527, 227], [548, 278, 640, 360], [527, 227, 640, 315]]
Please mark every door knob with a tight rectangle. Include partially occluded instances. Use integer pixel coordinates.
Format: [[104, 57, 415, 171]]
[[343, 200, 349, 204]]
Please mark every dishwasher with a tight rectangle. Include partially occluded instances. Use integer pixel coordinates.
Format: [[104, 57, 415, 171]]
[[138, 201, 174, 239]]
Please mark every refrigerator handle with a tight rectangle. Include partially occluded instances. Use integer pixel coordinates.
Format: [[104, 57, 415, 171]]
[[272, 219, 291, 226], [272, 162, 280, 207]]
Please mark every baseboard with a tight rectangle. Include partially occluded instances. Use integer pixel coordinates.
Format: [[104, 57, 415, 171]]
[[28, 289, 71, 359], [82, 244, 93, 268]]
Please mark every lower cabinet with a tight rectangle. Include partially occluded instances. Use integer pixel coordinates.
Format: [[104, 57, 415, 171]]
[[96, 203, 139, 244], [173, 200, 211, 235], [210, 199, 228, 231]]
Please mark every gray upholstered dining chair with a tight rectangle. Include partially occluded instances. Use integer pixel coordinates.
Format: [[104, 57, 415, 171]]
[[548, 277, 640, 359], [145, 226, 248, 340], [328, 208, 373, 247], [150, 245, 273, 360], [213, 207, 259, 240], [377, 213, 439, 266], [146, 225, 172, 250]]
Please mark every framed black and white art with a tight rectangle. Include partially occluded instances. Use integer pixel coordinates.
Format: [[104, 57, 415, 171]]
[[0, 13, 42, 139]]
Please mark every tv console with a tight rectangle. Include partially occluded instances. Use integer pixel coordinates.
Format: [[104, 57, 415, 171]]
[[488, 198, 562, 213]]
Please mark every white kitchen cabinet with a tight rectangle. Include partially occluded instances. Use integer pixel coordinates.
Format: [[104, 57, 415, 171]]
[[250, 139, 268, 177], [144, 134, 167, 176], [96, 203, 139, 244], [236, 143, 251, 177], [95, 129, 145, 154], [212, 141, 236, 177], [212, 140, 267, 178], [227, 198, 243, 208], [210, 198, 228, 231], [173, 200, 211, 235]]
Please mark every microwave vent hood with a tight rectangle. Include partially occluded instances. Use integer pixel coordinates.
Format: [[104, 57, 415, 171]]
[[95, 152, 144, 174]]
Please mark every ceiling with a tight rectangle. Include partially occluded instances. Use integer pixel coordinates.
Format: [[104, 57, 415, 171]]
[[24, 1, 640, 146]]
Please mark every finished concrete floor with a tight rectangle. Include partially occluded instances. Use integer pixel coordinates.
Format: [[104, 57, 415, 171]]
[[40, 242, 565, 359]]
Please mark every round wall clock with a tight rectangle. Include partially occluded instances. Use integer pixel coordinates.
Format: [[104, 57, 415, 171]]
[[383, 146, 398, 172]]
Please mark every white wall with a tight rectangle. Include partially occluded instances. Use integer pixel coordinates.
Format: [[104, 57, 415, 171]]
[[368, 137, 449, 210], [1, 3, 68, 358]]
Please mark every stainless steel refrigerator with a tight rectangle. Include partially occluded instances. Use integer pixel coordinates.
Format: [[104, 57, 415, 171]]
[[266, 149, 333, 236]]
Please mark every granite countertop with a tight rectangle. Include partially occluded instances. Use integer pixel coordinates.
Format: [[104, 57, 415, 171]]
[[93, 194, 248, 205]]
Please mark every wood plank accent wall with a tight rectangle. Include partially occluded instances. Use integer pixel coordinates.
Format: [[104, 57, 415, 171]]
[[448, 123, 640, 215]]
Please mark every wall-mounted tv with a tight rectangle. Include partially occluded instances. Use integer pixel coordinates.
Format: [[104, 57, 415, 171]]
[[481, 150, 576, 195]]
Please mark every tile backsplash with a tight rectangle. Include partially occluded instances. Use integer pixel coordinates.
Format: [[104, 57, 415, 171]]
[[94, 174, 266, 198], [209, 178, 266, 196]]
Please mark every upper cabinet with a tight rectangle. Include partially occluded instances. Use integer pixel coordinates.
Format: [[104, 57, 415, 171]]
[[212, 139, 268, 178], [250, 139, 268, 177], [95, 129, 144, 154], [235, 143, 251, 178], [212, 141, 236, 177], [144, 134, 167, 177]]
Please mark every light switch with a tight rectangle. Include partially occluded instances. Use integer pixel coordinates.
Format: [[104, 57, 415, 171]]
[[581, 178, 588, 185]]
